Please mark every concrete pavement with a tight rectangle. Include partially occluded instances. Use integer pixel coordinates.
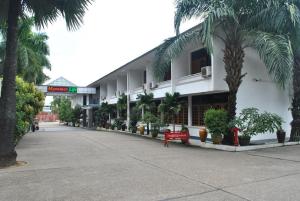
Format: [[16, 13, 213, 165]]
[[0, 122, 299, 201]]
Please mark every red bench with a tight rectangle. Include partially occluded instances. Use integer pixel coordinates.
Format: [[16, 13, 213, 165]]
[[164, 131, 190, 147]]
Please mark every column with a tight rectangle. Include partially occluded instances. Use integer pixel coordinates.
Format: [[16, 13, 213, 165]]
[[188, 96, 192, 126]]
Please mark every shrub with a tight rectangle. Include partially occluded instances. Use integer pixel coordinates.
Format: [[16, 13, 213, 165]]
[[204, 109, 228, 136], [15, 77, 44, 144], [230, 108, 284, 137]]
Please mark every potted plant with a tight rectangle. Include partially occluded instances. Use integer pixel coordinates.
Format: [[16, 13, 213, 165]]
[[115, 118, 123, 130], [199, 127, 208, 142], [139, 125, 145, 135], [231, 108, 284, 146], [143, 112, 160, 137], [260, 112, 285, 143], [151, 123, 160, 138], [181, 125, 189, 144], [130, 106, 140, 134], [110, 122, 116, 130], [204, 109, 228, 144], [121, 123, 127, 131]]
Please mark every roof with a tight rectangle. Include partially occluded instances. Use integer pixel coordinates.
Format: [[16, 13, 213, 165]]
[[47, 77, 77, 87]]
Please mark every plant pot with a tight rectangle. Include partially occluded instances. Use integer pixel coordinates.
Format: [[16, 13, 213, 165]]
[[211, 134, 222, 144], [132, 127, 137, 133], [277, 130, 286, 143], [151, 130, 159, 138], [238, 136, 251, 146], [199, 128, 207, 142], [138, 126, 145, 135]]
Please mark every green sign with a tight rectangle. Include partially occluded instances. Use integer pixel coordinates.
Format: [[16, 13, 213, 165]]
[[68, 87, 77, 93]]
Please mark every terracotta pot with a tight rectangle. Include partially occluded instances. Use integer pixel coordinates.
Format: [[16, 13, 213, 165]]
[[139, 126, 145, 135], [199, 128, 208, 142], [211, 134, 222, 144]]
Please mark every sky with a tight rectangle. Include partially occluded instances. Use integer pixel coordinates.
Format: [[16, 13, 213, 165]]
[[42, 0, 198, 87]]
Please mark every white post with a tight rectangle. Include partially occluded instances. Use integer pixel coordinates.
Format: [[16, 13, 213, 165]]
[[188, 96, 192, 126]]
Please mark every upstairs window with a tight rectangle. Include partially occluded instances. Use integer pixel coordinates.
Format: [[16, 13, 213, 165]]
[[191, 48, 211, 74], [143, 70, 147, 84], [163, 64, 171, 81]]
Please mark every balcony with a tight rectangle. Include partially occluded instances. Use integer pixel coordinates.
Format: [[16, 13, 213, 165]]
[[151, 80, 171, 99], [175, 73, 213, 95]]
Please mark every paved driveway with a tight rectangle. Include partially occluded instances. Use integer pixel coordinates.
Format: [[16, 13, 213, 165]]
[[1, 122, 300, 201]]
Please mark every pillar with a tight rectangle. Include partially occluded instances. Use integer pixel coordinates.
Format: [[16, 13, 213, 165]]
[[188, 96, 192, 126]]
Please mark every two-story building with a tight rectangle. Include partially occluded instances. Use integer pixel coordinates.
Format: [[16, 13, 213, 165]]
[[72, 33, 292, 141]]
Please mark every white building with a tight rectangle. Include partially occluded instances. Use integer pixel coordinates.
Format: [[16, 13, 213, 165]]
[[72, 34, 292, 141]]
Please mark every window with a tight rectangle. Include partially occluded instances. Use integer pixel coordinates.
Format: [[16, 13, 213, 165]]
[[192, 93, 228, 126], [163, 65, 171, 81], [143, 70, 147, 84], [191, 48, 211, 74]]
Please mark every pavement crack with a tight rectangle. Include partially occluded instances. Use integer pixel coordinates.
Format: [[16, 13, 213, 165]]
[[246, 153, 300, 163]]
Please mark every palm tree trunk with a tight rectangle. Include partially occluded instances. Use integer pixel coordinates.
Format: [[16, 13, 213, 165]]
[[290, 56, 300, 141], [0, 0, 21, 167], [223, 39, 246, 144]]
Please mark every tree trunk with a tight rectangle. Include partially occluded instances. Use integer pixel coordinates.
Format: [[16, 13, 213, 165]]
[[223, 39, 246, 145], [290, 56, 300, 141], [0, 0, 21, 167]]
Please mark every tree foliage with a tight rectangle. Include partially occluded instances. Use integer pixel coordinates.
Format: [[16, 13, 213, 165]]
[[0, 17, 51, 84], [15, 77, 44, 143], [159, 92, 182, 131], [117, 93, 127, 119]]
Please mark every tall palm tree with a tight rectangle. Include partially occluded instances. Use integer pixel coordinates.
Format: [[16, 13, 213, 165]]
[[159, 92, 182, 132], [136, 90, 155, 134], [136, 90, 155, 119], [0, 0, 92, 167], [117, 93, 127, 119], [0, 17, 51, 84], [154, 0, 294, 144]]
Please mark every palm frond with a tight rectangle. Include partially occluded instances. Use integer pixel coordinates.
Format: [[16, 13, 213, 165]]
[[174, 0, 210, 34], [24, 0, 93, 30], [153, 28, 202, 80], [245, 31, 294, 88]]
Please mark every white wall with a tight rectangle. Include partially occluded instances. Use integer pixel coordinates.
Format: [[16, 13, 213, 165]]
[[107, 80, 117, 98], [117, 76, 127, 96], [209, 38, 292, 140], [237, 48, 292, 140], [128, 70, 144, 92], [71, 95, 83, 108], [100, 84, 107, 101]]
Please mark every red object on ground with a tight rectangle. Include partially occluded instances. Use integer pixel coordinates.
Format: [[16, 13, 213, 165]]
[[164, 131, 190, 147], [232, 127, 240, 146], [36, 112, 58, 122]]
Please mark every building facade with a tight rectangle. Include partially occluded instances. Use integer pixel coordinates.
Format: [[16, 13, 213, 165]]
[[72, 36, 292, 141]]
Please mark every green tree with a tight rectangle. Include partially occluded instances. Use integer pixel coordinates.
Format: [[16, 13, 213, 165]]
[[0, 17, 51, 84], [58, 97, 73, 123], [136, 91, 155, 119], [71, 105, 82, 127], [117, 93, 127, 119], [0, 0, 92, 167], [136, 91, 156, 134], [15, 77, 44, 143], [154, 0, 293, 123], [159, 92, 182, 132]]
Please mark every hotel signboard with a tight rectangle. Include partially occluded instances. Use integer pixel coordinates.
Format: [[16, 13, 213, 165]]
[[47, 86, 77, 94]]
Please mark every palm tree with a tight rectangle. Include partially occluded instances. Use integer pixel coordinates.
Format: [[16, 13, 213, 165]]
[[154, 0, 293, 121], [159, 92, 182, 132], [0, 0, 92, 167], [0, 17, 51, 84], [136, 90, 155, 119], [117, 93, 127, 119], [261, 0, 300, 141], [136, 90, 155, 134]]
